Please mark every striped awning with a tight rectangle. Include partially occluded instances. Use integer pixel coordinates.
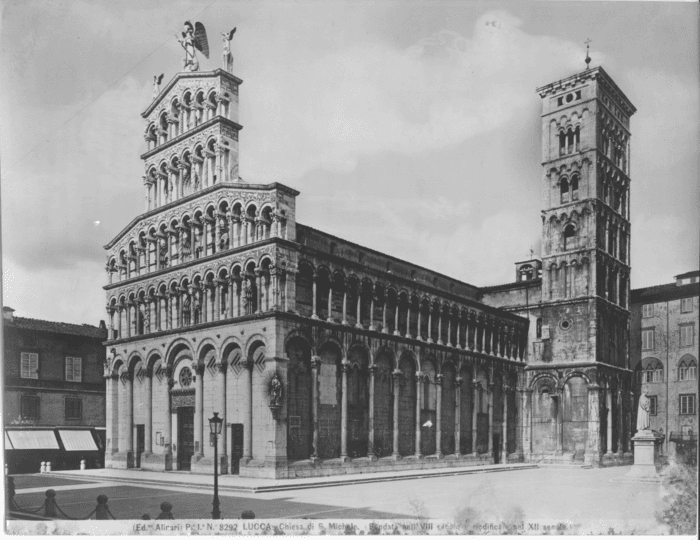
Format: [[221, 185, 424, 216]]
[[6, 430, 59, 450], [58, 430, 98, 452], [5, 432, 14, 449]]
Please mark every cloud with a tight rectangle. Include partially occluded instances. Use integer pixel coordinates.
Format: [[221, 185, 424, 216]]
[[240, 11, 598, 183]]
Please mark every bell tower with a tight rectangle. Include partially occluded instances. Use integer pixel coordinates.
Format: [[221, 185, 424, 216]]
[[534, 61, 636, 465]]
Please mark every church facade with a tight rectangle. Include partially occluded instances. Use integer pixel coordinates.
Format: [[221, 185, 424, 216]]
[[103, 54, 635, 477]]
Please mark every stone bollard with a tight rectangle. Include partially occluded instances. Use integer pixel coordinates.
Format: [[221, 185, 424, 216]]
[[156, 502, 174, 520], [44, 489, 57, 518], [80, 460, 86, 471], [40, 462, 46, 473], [95, 495, 110, 520], [241, 510, 256, 519], [46, 462, 52, 472]]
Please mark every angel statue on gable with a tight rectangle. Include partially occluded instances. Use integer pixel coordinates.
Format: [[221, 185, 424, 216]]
[[177, 21, 209, 72]]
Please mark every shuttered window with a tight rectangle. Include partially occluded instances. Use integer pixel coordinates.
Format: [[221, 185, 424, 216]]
[[65, 357, 82, 382], [20, 352, 39, 379]]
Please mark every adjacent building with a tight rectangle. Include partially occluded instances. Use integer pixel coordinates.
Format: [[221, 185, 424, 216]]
[[103, 45, 636, 478], [631, 271, 699, 464], [3, 307, 107, 473]]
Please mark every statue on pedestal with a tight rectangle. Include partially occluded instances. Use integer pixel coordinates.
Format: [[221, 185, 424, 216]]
[[177, 21, 209, 72], [152, 73, 164, 100], [221, 27, 236, 72], [636, 392, 651, 432]]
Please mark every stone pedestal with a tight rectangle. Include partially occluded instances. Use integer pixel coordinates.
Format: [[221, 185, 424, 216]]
[[624, 430, 661, 483]]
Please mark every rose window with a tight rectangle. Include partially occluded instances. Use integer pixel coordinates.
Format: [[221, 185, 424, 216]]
[[179, 367, 193, 387]]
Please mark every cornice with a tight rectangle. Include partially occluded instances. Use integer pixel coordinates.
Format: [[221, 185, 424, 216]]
[[140, 116, 242, 160], [142, 69, 243, 118], [104, 182, 300, 249], [103, 237, 297, 291]]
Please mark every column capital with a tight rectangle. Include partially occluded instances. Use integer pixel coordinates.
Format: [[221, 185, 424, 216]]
[[392, 369, 402, 379], [341, 360, 351, 373], [216, 362, 228, 374], [455, 376, 463, 386], [436, 373, 444, 386], [194, 364, 205, 376], [414, 371, 423, 383], [311, 356, 322, 370], [368, 364, 378, 374], [242, 359, 255, 371]]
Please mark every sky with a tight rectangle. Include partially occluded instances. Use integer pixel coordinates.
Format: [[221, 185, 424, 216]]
[[1, 0, 698, 326]]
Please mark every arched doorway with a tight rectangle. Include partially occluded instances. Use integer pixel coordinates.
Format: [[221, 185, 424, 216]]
[[347, 346, 369, 458], [398, 352, 416, 456], [318, 341, 342, 458], [373, 352, 393, 457]]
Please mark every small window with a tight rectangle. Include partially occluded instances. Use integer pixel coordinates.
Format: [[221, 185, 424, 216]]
[[681, 298, 693, 313], [571, 175, 579, 200], [560, 178, 570, 203], [642, 304, 654, 318], [645, 363, 663, 383], [642, 329, 654, 350], [21, 395, 40, 420], [680, 324, 694, 347], [649, 395, 658, 416], [680, 394, 696, 415], [536, 318, 543, 339], [575, 90, 581, 100], [65, 357, 83, 382], [20, 352, 39, 379], [563, 224, 576, 251], [65, 398, 83, 420], [557, 97, 563, 106]]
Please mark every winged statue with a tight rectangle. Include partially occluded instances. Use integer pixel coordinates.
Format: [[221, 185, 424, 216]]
[[177, 21, 209, 72], [152, 73, 164, 100]]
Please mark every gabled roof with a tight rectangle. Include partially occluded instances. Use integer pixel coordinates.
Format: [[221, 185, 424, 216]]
[[4, 316, 107, 339]]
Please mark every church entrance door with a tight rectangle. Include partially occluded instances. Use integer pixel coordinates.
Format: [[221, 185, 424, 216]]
[[135, 425, 145, 468], [177, 407, 195, 471]]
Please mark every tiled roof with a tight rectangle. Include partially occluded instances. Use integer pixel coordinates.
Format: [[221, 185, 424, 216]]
[[4, 316, 107, 339], [631, 281, 700, 304]]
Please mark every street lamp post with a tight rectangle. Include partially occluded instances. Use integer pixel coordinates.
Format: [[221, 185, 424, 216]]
[[209, 412, 223, 519]]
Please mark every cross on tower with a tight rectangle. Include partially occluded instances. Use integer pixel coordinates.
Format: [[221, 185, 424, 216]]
[[585, 38, 592, 68]]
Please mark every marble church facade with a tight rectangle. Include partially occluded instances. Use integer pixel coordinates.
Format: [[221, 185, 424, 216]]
[[103, 59, 635, 477]]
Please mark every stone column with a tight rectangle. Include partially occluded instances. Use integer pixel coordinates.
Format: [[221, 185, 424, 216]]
[[472, 382, 479, 455], [117, 306, 123, 339], [585, 384, 601, 466], [311, 272, 319, 319], [405, 304, 411, 338], [340, 361, 350, 461], [427, 309, 433, 343], [217, 362, 228, 473], [520, 388, 532, 461], [107, 374, 119, 455], [311, 356, 321, 461], [126, 302, 132, 338], [355, 287, 362, 329], [327, 285, 333, 321], [454, 377, 462, 457], [456, 319, 461, 348], [164, 375, 174, 469], [436, 374, 443, 457], [555, 391, 563, 455], [487, 383, 494, 456], [391, 369, 401, 459], [437, 312, 443, 345], [606, 387, 613, 455], [616, 388, 624, 456], [193, 365, 204, 462], [393, 302, 400, 336], [382, 299, 387, 333], [415, 372, 423, 458], [368, 365, 376, 460], [145, 371, 153, 454], [342, 289, 348, 325], [242, 360, 253, 461], [417, 309, 423, 341], [502, 385, 509, 463], [447, 317, 452, 346], [255, 271, 263, 314]]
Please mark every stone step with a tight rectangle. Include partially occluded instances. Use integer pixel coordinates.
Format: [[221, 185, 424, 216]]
[[44, 463, 538, 493]]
